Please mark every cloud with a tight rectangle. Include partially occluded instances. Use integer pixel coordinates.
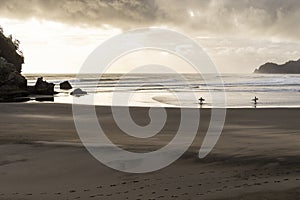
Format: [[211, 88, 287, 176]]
[[0, 0, 300, 40], [0, 0, 160, 28]]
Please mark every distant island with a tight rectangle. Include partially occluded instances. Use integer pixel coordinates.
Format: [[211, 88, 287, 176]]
[[254, 59, 300, 74]]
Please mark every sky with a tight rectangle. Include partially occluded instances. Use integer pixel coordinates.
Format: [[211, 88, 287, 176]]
[[0, 0, 300, 74]]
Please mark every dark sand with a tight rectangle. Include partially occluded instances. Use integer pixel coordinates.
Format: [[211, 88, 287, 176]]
[[0, 103, 299, 200]]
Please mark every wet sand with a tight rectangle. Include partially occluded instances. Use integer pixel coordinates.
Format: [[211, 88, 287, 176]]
[[0, 103, 299, 200]]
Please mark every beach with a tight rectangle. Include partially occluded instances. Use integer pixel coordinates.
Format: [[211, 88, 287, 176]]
[[0, 103, 299, 200]]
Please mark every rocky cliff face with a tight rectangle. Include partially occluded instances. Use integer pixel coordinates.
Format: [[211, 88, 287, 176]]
[[254, 59, 300, 74], [0, 34, 28, 100], [0, 31, 24, 73], [0, 29, 55, 101]]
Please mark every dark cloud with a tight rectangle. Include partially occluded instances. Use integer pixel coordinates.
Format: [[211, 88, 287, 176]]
[[0, 0, 300, 40], [0, 0, 161, 28]]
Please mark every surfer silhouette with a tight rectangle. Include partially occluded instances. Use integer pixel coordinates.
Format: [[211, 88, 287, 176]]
[[252, 96, 259, 104], [199, 97, 205, 105]]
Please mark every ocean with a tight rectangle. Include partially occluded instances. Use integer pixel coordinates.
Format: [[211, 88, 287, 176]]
[[25, 73, 300, 108]]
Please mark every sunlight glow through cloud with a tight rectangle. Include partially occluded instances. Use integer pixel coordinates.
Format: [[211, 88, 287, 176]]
[[0, 18, 122, 74]]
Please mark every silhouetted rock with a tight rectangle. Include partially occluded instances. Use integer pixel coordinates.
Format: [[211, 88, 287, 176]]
[[0, 27, 57, 101], [33, 77, 55, 95], [0, 57, 28, 100], [0, 31, 24, 73], [254, 59, 300, 74], [60, 81, 72, 90], [71, 88, 87, 96], [0, 28, 27, 101]]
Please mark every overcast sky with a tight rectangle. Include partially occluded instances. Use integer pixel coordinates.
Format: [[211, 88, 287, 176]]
[[0, 0, 300, 73]]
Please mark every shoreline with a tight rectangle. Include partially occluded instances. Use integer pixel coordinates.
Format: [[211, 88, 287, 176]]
[[5, 101, 300, 109]]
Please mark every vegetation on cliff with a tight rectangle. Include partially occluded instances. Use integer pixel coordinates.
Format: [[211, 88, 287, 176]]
[[0, 26, 24, 73]]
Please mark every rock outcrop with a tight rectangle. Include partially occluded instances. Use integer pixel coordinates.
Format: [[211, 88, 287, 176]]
[[0, 29, 27, 100], [71, 88, 87, 96], [0, 57, 28, 100], [0, 27, 56, 101], [60, 81, 72, 90], [0, 31, 24, 73], [28, 77, 55, 95], [254, 59, 300, 74]]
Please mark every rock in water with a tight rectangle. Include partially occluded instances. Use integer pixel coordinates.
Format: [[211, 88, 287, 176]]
[[60, 81, 72, 90], [34, 77, 55, 95], [71, 88, 87, 96]]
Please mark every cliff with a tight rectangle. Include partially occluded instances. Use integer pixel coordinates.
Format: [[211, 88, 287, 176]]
[[0, 27, 56, 101], [0, 31, 24, 73], [254, 59, 300, 74], [0, 29, 28, 100]]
